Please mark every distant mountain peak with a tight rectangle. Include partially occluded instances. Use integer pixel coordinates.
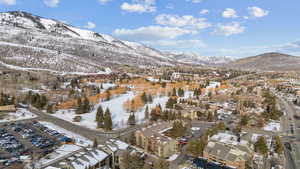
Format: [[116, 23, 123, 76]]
[[225, 52, 300, 71]]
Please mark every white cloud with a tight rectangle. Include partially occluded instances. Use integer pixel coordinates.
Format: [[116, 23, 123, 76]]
[[0, 0, 16, 5], [83, 22, 96, 29], [248, 6, 269, 18], [222, 8, 238, 18], [155, 14, 211, 31], [186, 0, 202, 3], [121, 0, 156, 13], [43, 0, 60, 7], [200, 9, 209, 15], [213, 22, 245, 36], [144, 39, 206, 48], [99, 0, 113, 4], [113, 26, 194, 41]]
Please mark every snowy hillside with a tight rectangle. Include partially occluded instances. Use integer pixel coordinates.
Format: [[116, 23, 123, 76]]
[[0, 11, 231, 73]]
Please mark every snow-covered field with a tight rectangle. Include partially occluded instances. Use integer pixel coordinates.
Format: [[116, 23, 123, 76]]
[[0, 108, 36, 123], [52, 91, 168, 130]]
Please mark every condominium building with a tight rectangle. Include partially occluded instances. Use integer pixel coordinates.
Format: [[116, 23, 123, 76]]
[[135, 122, 178, 158]]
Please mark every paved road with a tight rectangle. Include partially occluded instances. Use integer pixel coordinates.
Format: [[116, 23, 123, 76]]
[[170, 121, 214, 169], [272, 89, 300, 169], [28, 107, 142, 143]]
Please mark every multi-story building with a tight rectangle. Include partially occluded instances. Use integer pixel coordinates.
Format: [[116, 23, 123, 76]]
[[174, 103, 201, 120], [135, 122, 178, 158], [203, 132, 253, 169]]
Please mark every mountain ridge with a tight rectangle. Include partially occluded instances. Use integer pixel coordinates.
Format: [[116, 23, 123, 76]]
[[224, 52, 300, 71], [0, 11, 233, 73]]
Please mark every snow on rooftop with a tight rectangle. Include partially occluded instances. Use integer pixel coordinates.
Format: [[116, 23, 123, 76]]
[[112, 139, 129, 150], [93, 149, 108, 161], [167, 154, 179, 161], [44, 167, 60, 169], [39, 144, 82, 167], [210, 132, 249, 146], [263, 121, 280, 132]]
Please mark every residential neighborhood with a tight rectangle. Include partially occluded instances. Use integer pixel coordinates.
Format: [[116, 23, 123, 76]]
[[0, 1, 299, 169]]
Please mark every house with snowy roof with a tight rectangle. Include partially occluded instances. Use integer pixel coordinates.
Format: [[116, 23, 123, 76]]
[[99, 139, 129, 169], [44, 147, 109, 169], [203, 132, 253, 169]]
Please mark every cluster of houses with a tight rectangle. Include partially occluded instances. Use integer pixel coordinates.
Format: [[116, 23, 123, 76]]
[[181, 128, 283, 169]]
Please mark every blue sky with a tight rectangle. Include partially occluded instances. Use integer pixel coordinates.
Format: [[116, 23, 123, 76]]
[[0, 0, 299, 58]]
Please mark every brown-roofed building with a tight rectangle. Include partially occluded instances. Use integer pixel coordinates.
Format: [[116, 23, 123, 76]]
[[135, 122, 178, 158], [174, 103, 201, 120], [0, 105, 16, 112]]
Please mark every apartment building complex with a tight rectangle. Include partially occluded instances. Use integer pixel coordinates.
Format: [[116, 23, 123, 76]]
[[135, 122, 178, 158]]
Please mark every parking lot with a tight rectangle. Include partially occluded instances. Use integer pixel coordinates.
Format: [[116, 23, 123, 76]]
[[0, 121, 73, 168]]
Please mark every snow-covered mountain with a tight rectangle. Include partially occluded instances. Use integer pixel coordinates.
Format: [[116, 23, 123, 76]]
[[165, 52, 233, 65], [0, 11, 231, 73]]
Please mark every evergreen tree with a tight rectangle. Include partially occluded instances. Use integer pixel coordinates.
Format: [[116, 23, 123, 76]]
[[205, 80, 210, 87], [274, 135, 283, 154], [40, 95, 47, 109], [150, 108, 160, 121], [169, 121, 186, 138], [76, 98, 83, 114], [254, 136, 269, 155], [148, 94, 153, 103], [178, 88, 185, 97], [128, 133, 136, 145], [144, 106, 149, 120], [194, 88, 201, 97], [166, 97, 177, 109], [141, 92, 148, 104], [96, 106, 104, 128], [83, 97, 91, 113], [104, 108, 113, 131], [93, 138, 98, 148], [207, 111, 213, 122], [127, 113, 136, 126], [187, 139, 207, 157], [47, 104, 54, 114], [208, 91, 212, 98]]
